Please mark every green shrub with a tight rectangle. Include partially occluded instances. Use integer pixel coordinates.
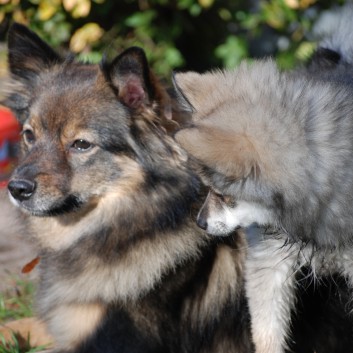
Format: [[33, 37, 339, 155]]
[[0, 0, 349, 76]]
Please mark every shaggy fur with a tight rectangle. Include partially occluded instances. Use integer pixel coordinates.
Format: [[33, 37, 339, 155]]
[[2, 23, 253, 353], [174, 5, 353, 353]]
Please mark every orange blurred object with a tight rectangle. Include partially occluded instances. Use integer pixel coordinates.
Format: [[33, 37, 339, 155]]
[[0, 107, 20, 185]]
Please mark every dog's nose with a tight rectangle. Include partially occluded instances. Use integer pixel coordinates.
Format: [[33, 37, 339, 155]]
[[8, 179, 37, 201], [197, 216, 208, 230]]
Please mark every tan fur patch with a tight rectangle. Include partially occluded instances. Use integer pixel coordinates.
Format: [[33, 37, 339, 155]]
[[39, 224, 208, 311], [46, 303, 106, 350], [176, 127, 259, 179], [183, 233, 247, 328]]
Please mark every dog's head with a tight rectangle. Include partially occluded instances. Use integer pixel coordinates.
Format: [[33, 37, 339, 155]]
[[4, 23, 189, 217], [172, 67, 282, 235]]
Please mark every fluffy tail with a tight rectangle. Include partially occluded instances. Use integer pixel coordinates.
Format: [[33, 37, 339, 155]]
[[312, 3, 353, 66]]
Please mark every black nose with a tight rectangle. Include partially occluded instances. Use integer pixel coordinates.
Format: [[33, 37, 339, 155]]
[[8, 179, 37, 201], [197, 215, 208, 230]]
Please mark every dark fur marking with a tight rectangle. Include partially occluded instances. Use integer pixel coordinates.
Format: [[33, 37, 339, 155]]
[[7, 23, 62, 79], [92, 124, 134, 156], [308, 48, 341, 69], [43, 194, 83, 217], [272, 192, 285, 216]]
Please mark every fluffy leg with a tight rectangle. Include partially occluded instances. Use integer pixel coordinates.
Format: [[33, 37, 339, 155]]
[[245, 229, 299, 353], [339, 250, 353, 313]]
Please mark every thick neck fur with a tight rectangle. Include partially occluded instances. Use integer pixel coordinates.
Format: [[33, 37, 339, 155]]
[[36, 203, 208, 310]]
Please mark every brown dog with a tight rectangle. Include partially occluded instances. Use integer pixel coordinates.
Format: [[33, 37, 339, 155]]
[[2, 23, 253, 353]]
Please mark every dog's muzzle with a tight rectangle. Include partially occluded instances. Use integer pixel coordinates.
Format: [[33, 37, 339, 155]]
[[8, 179, 37, 201]]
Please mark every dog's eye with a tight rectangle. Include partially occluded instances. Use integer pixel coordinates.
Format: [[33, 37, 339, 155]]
[[213, 190, 236, 207], [223, 195, 236, 208], [22, 130, 35, 145], [71, 139, 93, 152], [213, 190, 225, 201]]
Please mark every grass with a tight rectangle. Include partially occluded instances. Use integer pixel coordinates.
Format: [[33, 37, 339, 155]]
[[0, 278, 44, 353], [0, 333, 47, 353], [0, 279, 35, 322]]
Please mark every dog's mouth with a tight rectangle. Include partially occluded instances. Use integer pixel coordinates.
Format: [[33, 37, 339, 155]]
[[10, 193, 83, 217]]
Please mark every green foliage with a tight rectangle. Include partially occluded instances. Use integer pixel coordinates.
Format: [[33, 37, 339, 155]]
[[0, 280, 38, 353], [0, 0, 350, 76], [0, 279, 35, 322], [0, 333, 47, 353], [215, 36, 248, 68]]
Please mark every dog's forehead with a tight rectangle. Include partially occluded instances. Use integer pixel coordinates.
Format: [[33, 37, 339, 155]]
[[39, 65, 106, 101], [28, 65, 125, 131]]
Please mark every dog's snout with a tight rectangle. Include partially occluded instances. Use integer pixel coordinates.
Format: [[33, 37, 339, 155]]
[[8, 179, 37, 201], [197, 215, 208, 230]]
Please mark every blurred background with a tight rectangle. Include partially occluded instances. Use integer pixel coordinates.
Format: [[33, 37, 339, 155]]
[[0, 0, 350, 78]]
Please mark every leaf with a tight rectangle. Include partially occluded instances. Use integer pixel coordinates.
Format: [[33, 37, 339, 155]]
[[70, 23, 104, 52], [63, 0, 77, 11], [198, 0, 214, 8], [125, 10, 156, 28], [63, 0, 91, 17], [38, 0, 61, 21], [295, 41, 316, 60], [215, 36, 247, 68], [77, 51, 102, 63], [164, 47, 184, 67], [71, 0, 90, 18], [285, 0, 299, 9], [12, 9, 27, 23]]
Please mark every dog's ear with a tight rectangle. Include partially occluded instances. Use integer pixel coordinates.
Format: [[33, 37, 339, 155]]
[[172, 72, 195, 114], [102, 47, 155, 109], [172, 71, 206, 114], [7, 23, 62, 80], [175, 126, 260, 180], [172, 71, 224, 121], [4, 23, 62, 123]]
